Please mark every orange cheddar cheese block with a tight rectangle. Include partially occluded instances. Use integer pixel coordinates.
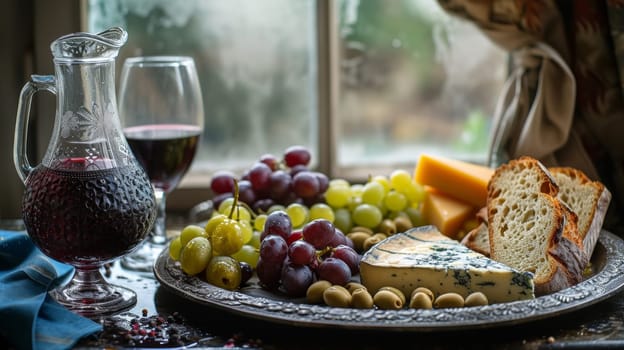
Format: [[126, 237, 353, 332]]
[[421, 187, 476, 239], [414, 154, 494, 208]]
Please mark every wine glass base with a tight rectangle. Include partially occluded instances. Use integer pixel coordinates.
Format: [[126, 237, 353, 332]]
[[51, 281, 136, 318], [120, 241, 166, 275]]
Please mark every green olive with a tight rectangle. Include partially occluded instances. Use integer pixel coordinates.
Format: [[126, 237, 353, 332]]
[[411, 287, 434, 302], [393, 215, 413, 233], [434, 292, 464, 308], [346, 231, 372, 253], [351, 288, 374, 309], [345, 282, 367, 294], [350, 226, 374, 235], [323, 285, 352, 308], [373, 290, 404, 310], [204, 256, 241, 291], [379, 286, 406, 305], [306, 280, 332, 304], [377, 219, 397, 235], [464, 292, 488, 307], [363, 233, 387, 251], [409, 292, 433, 309]]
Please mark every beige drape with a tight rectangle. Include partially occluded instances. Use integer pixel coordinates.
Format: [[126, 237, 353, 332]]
[[438, 0, 624, 234]]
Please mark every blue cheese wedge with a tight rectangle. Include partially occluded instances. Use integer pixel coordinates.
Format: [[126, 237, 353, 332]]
[[360, 225, 535, 304]]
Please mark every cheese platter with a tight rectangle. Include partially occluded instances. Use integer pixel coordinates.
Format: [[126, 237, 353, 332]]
[[154, 230, 624, 332]]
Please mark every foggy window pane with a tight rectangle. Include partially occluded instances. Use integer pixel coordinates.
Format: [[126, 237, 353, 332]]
[[337, 0, 507, 166], [87, 0, 318, 171]]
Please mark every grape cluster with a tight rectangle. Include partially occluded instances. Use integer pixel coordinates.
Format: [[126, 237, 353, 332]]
[[256, 211, 360, 297], [326, 170, 427, 238], [210, 145, 329, 215]]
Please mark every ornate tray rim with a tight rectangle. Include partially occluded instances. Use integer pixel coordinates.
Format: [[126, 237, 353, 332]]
[[154, 230, 624, 332]]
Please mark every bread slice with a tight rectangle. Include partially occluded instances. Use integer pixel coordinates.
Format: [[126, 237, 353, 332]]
[[461, 222, 490, 257], [487, 156, 587, 295], [549, 167, 611, 258]]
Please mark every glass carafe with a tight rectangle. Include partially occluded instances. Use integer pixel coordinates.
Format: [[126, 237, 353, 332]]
[[13, 27, 157, 317]]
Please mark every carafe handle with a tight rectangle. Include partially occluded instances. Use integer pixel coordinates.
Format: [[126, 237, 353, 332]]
[[13, 75, 57, 184]]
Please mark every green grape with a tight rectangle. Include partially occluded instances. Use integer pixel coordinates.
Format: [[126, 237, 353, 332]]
[[286, 203, 309, 228], [180, 225, 208, 247], [347, 195, 362, 212], [179, 237, 212, 276], [308, 203, 335, 222], [254, 214, 268, 232], [384, 190, 408, 212], [169, 236, 182, 261], [361, 181, 385, 206], [268, 204, 286, 213], [350, 183, 364, 198], [352, 203, 383, 229], [220, 204, 252, 221], [329, 178, 350, 188], [231, 244, 260, 269], [333, 207, 353, 234], [205, 214, 228, 236], [217, 197, 236, 214], [406, 206, 427, 227], [239, 220, 253, 244], [390, 169, 413, 190], [211, 219, 244, 256], [205, 256, 242, 291], [372, 175, 390, 194], [324, 185, 351, 209], [248, 230, 262, 249], [400, 181, 426, 205]]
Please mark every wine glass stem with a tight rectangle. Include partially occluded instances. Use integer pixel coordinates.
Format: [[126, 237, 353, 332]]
[[149, 189, 167, 245]]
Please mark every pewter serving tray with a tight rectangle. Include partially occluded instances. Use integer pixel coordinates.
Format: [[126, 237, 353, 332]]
[[154, 230, 624, 331]]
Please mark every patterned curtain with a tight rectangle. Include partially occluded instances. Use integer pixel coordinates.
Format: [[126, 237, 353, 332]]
[[438, 0, 624, 235]]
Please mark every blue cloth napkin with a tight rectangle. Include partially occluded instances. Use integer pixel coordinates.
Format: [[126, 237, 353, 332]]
[[0, 230, 102, 350]]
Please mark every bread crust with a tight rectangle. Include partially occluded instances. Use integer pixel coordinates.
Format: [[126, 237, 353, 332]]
[[549, 167, 612, 258], [487, 157, 587, 295]]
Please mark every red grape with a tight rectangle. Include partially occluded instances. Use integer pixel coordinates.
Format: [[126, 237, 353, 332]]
[[239, 261, 253, 286], [281, 263, 314, 297], [210, 171, 236, 194], [269, 170, 292, 202], [331, 245, 360, 274], [312, 171, 329, 194], [248, 162, 272, 192], [302, 219, 335, 249], [237, 179, 256, 205], [263, 210, 292, 241], [327, 228, 347, 248], [317, 257, 351, 285], [288, 240, 316, 265], [256, 258, 282, 289], [292, 171, 320, 199], [253, 198, 275, 214], [284, 145, 311, 167], [287, 229, 303, 245], [289, 164, 308, 177], [259, 153, 280, 171], [211, 192, 233, 211], [259, 235, 288, 263]]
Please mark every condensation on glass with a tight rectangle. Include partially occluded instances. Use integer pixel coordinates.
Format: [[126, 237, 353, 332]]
[[87, 0, 507, 178], [337, 0, 507, 170], [87, 0, 318, 172]]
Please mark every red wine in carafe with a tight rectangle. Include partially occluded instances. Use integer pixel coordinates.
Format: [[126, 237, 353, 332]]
[[22, 162, 156, 267], [124, 124, 201, 192]]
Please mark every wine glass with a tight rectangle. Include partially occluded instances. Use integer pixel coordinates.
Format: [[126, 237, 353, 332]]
[[118, 56, 204, 273]]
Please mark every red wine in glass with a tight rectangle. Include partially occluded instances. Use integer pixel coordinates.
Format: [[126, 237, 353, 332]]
[[21, 160, 156, 267], [124, 124, 201, 192]]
